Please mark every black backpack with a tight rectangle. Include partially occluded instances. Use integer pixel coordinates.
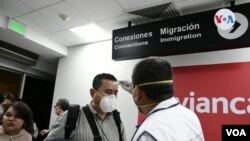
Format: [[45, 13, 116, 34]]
[[64, 105, 122, 141]]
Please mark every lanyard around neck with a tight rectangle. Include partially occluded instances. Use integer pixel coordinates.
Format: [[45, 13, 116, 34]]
[[131, 102, 179, 140]]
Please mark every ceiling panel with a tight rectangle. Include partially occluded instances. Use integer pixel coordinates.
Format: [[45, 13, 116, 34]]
[[116, 0, 168, 10], [47, 14, 138, 47], [17, 12, 64, 34], [46, 30, 87, 47], [38, 1, 90, 29], [0, 0, 32, 18], [19, 0, 62, 10], [174, 0, 224, 15], [235, 0, 250, 5], [66, 0, 124, 22], [97, 14, 137, 34], [0, 27, 64, 59]]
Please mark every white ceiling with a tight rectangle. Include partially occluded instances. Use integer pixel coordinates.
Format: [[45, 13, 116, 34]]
[[0, 0, 250, 63]]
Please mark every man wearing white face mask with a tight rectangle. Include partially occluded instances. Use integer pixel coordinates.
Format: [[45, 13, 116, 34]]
[[93, 90, 117, 113], [44, 73, 127, 141], [119, 57, 204, 141]]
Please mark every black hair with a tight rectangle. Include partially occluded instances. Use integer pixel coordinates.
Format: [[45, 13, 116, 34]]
[[55, 98, 69, 111], [132, 57, 174, 102], [0, 92, 14, 104], [92, 73, 117, 90], [1, 102, 34, 134]]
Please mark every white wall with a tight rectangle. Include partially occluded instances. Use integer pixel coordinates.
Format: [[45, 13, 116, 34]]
[[52, 40, 250, 139]]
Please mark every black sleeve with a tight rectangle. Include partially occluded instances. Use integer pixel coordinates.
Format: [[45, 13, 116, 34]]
[[32, 136, 37, 141]]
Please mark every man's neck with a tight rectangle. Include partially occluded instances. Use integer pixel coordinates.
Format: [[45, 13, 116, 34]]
[[142, 106, 156, 115], [140, 100, 159, 115]]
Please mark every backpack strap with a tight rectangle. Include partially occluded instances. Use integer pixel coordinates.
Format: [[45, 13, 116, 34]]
[[112, 110, 122, 141], [64, 104, 80, 139], [82, 106, 102, 141]]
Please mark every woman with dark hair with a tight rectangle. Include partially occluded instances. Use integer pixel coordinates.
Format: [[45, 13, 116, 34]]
[[0, 102, 34, 141]]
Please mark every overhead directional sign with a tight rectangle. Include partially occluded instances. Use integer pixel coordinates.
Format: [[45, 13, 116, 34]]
[[112, 3, 250, 61]]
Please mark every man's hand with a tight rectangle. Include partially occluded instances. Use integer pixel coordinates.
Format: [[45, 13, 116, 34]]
[[39, 129, 49, 136]]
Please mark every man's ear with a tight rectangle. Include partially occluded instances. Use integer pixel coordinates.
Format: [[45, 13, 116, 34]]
[[137, 87, 144, 100], [134, 87, 143, 101], [90, 88, 95, 98]]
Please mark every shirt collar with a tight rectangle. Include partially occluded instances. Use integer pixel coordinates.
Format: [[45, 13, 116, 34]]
[[88, 102, 97, 114], [147, 97, 179, 116], [56, 110, 67, 120], [88, 102, 113, 119]]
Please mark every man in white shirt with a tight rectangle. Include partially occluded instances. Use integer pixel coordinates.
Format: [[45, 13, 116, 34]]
[[120, 57, 205, 141], [39, 99, 69, 137]]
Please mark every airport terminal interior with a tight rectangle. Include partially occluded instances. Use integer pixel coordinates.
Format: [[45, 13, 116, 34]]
[[1, 0, 250, 140]]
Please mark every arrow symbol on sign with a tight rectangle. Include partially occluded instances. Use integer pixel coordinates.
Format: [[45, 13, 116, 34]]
[[230, 21, 241, 33]]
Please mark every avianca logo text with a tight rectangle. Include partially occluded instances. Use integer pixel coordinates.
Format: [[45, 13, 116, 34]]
[[214, 9, 235, 30], [177, 91, 250, 115]]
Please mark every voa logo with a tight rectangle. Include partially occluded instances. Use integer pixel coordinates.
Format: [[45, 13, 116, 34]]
[[214, 8, 249, 39], [226, 129, 246, 136], [214, 9, 235, 30]]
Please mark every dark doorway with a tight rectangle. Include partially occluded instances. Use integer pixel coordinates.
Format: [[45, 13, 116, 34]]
[[22, 75, 55, 141]]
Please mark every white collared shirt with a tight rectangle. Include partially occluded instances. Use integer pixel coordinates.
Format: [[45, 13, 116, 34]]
[[49, 110, 68, 130], [132, 97, 205, 141]]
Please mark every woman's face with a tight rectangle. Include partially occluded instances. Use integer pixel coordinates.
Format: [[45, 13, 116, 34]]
[[2, 107, 24, 135]]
